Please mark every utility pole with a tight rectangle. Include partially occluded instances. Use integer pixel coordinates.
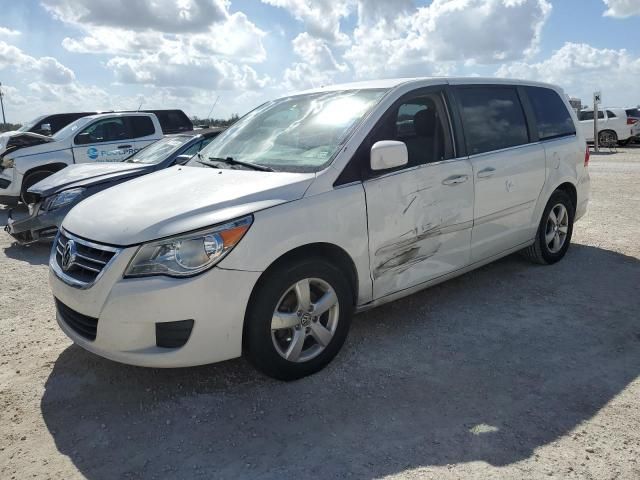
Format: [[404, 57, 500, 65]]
[[0, 82, 6, 125], [593, 91, 601, 153]]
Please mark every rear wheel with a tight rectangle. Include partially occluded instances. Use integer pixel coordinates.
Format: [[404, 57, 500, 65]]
[[20, 170, 55, 204], [244, 258, 353, 380], [598, 130, 618, 147], [522, 190, 575, 265]]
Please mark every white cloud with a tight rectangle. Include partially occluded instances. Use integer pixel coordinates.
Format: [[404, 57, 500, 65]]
[[0, 27, 21, 37], [496, 42, 640, 106], [261, 0, 353, 44], [0, 40, 75, 84], [41, 0, 228, 33], [283, 33, 349, 89], [602, 0, 640, 18], [345, 0, 552, 78], [107, 54, 270, 91]]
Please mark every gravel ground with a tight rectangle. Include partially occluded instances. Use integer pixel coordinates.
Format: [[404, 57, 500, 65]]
[[1, 147, 639, 480]]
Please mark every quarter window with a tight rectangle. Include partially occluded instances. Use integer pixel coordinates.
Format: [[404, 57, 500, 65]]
[[75, 118, 128, 145], [606, 110, 617, 118], [526, 86, 576, 140], [457, 87, 529, 155]]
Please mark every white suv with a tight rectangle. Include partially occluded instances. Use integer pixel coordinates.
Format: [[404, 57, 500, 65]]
[[48, 78, 590, 380], [578, 107, 636, 146]]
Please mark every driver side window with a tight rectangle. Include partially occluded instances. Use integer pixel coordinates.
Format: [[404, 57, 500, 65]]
[[372, 93, 451, 168], [75, 118, 129, 145]]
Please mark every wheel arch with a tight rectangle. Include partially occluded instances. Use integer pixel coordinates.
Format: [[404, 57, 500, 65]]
[[23, 162, 68, 181], [554, 181, 577, 211]]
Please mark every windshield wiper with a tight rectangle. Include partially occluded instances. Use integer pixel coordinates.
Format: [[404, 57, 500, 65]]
[[199, 155, 274, 172]]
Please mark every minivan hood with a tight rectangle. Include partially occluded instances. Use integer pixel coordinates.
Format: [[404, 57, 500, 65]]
[[29, 162, 150, 197], [0, 131, 54, 156], [63, 165, 315, 246]]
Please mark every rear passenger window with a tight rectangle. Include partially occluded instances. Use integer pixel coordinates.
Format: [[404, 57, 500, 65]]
[[606, 110, 616, 118], [526, 86, 576, 140], [457, 87, 529, 155], [579, 111, 604, 121], [129, 117, 155, 138]]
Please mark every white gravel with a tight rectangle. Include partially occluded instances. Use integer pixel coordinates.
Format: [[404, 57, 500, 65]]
[[1, 147, 639, 479]]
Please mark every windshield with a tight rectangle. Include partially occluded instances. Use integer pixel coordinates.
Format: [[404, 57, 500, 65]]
[[126, 135, 193, 164], [194, 89, 388, 173], [52, 117, 93, 140]]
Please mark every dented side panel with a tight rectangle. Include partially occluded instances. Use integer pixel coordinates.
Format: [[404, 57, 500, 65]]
[[364, 159, 474, 299]]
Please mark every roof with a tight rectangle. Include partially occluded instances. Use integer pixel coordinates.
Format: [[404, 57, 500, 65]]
[[293, 76, 563, 96]]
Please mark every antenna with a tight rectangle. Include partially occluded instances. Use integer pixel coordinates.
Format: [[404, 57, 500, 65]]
[[137, 100, 143, 111], [0, 82, 6, 124], [206, 95, 220, 121]]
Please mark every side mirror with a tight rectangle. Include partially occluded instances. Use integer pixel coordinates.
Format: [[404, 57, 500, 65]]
[[370, 140, 408, 171], [39, 123, 52, 134], [173, 154, 193, 165]]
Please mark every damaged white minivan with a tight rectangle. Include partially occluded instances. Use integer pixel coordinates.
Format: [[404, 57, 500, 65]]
[[49, 78, 590, 380]]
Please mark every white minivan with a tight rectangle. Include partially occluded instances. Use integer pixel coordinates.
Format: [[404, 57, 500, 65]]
[[49, 78, 590, 380]]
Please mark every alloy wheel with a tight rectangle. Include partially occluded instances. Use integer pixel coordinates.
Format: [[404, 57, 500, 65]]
[[545, 203, 569, 254], [270, 278, 340, 363]]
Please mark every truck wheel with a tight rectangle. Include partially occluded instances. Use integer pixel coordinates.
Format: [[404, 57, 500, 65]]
[[244, 257, 354, 380], [522, 190, 575, 265], [20, 170, 54, 205]]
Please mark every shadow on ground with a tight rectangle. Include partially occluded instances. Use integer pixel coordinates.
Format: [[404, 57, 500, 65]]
[[41, 244, 640, 479]]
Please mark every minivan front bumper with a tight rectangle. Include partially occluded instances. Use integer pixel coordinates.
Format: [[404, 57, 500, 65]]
[[49, 236, 261, 368]]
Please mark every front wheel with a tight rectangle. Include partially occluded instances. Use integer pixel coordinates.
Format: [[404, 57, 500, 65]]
[[244, 258, 353, 380], [522, 190, 575, 265]]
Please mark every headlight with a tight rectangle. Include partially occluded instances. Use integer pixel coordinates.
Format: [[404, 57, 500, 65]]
[[1, 156, 14, 169], [124, 215, 253, 278], [42, 188, 85, 211]]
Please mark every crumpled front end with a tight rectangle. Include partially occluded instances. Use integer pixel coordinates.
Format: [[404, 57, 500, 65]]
[[4, 202, 67, 244]]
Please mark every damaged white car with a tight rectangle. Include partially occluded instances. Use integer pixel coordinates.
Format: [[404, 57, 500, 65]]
[[49, 78, 590, 380]]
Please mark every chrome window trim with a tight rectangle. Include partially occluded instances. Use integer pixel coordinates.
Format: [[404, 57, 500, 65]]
[[50, 228, 122, 290]]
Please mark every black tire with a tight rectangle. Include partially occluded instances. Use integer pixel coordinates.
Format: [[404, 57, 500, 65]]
[[21, 170, 55, 204], [522, 190, 575, 265], [244, 257, 354, 381], [618, 138, 629, 147], [598, 130, 617, 147]]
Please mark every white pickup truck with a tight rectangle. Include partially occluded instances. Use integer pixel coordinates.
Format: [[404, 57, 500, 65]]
[[0, 112, 164, 204]]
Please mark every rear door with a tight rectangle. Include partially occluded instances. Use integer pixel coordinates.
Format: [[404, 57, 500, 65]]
[[454, 84, 546, 262], [72, 117, 137, 163], [362, 87, 474, 299], [127, 116, 159, 152]]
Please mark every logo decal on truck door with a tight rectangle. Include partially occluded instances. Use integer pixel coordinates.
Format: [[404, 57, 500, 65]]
[[87, 147, 99, 160]]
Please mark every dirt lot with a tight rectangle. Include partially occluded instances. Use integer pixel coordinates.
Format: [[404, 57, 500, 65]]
[[1, 147, 639, 480]]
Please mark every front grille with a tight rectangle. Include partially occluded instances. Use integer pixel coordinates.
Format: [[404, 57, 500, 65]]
[[55, 231, 118, 285], [55, 298, 98, 340]]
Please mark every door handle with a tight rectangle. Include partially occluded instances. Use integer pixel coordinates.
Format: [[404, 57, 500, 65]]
[[477, 167, 496, 179], [118, 144, 132, 149], [442, 174, 469, 186]]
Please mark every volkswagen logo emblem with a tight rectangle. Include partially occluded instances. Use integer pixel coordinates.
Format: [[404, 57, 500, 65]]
[[61, 239, 77, 271]]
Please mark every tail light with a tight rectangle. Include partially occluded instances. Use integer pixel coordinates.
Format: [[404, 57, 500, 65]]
[[584, 145, 590, 167], [627, 118, 638, 125]]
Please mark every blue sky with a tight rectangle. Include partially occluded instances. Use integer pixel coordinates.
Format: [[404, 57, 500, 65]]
[[0, 0, 638, 123]]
